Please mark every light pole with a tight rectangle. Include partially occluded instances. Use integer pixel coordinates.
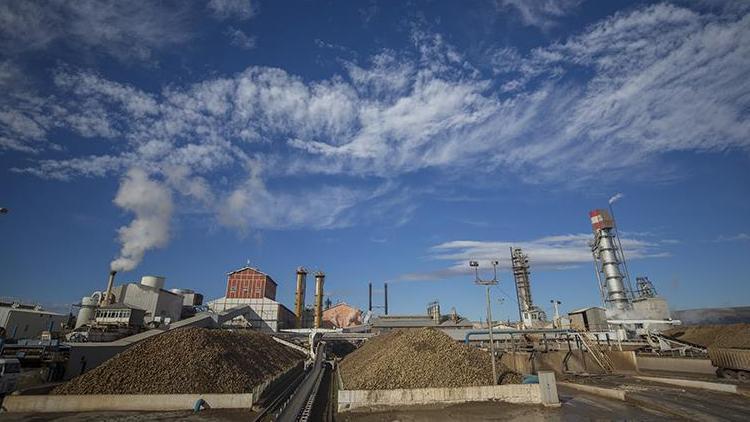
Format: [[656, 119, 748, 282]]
[[550, 299, 561, 328], [470, 259, 499, 385]]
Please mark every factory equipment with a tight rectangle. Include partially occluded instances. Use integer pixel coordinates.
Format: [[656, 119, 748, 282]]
[[589, 209, 632, 312], [313, 272, 325, 328], [295, 267, 307, 328], [427, 301, 441, 322], [102, 271, 117, 305], [75, 293, 101, 329], [510, 247, 547, 328]]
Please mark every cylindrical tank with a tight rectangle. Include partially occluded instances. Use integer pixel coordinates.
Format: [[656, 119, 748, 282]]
[[141, 275, 166, 290], [75, 296, 98, 329], [294, 267, 307, 328], [314, 271, 325, 328]]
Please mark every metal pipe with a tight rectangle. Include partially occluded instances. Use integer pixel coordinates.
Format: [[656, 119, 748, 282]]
[[313, 272, 325, 328], [464, 329, 571, 345], [384, 282, 388, 315], [486, 285, 497, 384], [294, 267, 307, 328]]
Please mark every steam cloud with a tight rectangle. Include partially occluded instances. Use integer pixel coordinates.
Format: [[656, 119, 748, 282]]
[[608, 192, 625, 205], [110, 168, 173, 272]]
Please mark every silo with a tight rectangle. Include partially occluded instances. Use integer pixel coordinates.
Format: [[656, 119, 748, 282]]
[[75, 296, 98, 329], [141, 275, 166, 290]]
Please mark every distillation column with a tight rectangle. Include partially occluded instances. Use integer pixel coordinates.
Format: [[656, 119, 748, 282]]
[[510, 247, 533, 314], [590, 209, 631, 311]]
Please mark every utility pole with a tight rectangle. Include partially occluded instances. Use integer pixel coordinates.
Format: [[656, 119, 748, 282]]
[[470, 259, 499, 385]]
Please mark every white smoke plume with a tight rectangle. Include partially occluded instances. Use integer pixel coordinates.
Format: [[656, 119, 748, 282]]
[[110, 168, 173, 272], [608, 192, 625, 205]]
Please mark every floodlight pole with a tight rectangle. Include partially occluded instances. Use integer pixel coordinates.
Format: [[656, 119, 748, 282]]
[[471, 260, 499, 385]]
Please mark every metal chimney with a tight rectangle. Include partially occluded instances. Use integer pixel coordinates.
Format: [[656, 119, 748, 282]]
[[368, 282, 372, 312], [294, 267, 307, 328], [590, 209, 632, 311], [313, 271, 325, 328], [102, 270, 117, 305], [384, 282, 389, 315]]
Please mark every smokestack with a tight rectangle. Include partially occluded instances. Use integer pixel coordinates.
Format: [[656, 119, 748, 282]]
[[368, 282, 372, 312], [314, 271, 325, 328], [102, 270, 117, 305], [294, 267, 307, 328], [384, 282, 388, 315]]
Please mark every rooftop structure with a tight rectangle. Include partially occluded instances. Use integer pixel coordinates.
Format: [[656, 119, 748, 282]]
[[225, 266, 277, 300]]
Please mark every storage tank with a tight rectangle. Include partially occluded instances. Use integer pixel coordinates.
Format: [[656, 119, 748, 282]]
[[75, 296, 98, 329], [141, 275, 166, 290]]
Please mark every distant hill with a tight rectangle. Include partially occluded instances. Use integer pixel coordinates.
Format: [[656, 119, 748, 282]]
[[672, 307, 750, 325]]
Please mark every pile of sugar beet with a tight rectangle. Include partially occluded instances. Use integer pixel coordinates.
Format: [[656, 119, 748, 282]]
[[53, 327, 305, 395], [339, 328, 521, 390]]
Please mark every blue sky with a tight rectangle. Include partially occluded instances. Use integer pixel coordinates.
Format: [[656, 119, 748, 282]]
[[1, 0, 749, 321]]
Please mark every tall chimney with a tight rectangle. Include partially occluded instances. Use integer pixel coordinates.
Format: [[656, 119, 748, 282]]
[[384, 282, 389, 315], [314, 271, 325, 328], [368, 282, 372, 312], [102, 270, 117, 305], [294, 267, 307, 328]]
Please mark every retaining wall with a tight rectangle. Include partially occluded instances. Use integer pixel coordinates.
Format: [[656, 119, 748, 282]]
[[6, 360, 303, 413], [499, 350, 638, 375], [337, 371, 559, 412], [636, 356, 716, 375]]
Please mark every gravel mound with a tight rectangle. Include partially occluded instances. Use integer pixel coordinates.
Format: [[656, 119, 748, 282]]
[[339, 328, 521, 390], [664, 324, 750, 349], [53, 327, 305, 395]]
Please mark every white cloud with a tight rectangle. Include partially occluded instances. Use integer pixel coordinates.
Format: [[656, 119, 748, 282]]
[[0, 0, 191, 61], [5, 3, 750, 240], [226, 27, 256, 49], [401, 232, 670, 281], [497, 0, 582, 29], [207, 0, 257, 21], [715, 233, 750, 242]]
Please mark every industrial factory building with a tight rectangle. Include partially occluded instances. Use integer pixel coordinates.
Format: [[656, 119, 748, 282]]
[[207, 266, 296, 332], [0, 301, 67, 340], [111, 276, 183, 325], [322, 302, 363, 329]]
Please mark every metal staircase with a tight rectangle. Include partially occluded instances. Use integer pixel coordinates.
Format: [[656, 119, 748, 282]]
[[576, 331, 615, 373]]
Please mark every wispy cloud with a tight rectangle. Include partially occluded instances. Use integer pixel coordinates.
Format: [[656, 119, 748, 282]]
[[0, 0, 191, 61], [207, 0, 257, 21], [715, 233, 750, 242], [226, 27, 256, 49], [496, 0, 582, 29], [401, 232, 671, 281]]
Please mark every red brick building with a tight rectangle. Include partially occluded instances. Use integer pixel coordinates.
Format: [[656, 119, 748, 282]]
[[225, 267, 277, 300]]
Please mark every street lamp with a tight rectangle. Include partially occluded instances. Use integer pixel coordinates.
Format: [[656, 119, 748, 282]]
[[470, 259, 499, 385]]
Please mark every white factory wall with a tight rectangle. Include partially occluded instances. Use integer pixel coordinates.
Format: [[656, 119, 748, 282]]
[[0, 307, 67, 340], [113, 284, 183, 324], [208, 297, 295, 332], [632, 297, 671, 320]]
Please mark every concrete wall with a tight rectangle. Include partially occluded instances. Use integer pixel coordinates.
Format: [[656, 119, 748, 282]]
[[636, 356, 716, 375], [4, 394, 253, 412], [338, 384, 543, 412], [499, 350, 638, 375]]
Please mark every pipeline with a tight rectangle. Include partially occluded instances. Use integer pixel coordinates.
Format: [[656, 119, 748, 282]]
[[464, 329, 572, 345]]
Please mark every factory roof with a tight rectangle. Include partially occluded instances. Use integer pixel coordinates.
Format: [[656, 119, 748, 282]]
[[225, 266, 278, 285], [439, 317, 474, 328], [568, 306, 606, 314]]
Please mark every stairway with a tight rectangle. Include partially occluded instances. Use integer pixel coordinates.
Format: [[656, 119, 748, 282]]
[[576, 331, 615, 373]]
